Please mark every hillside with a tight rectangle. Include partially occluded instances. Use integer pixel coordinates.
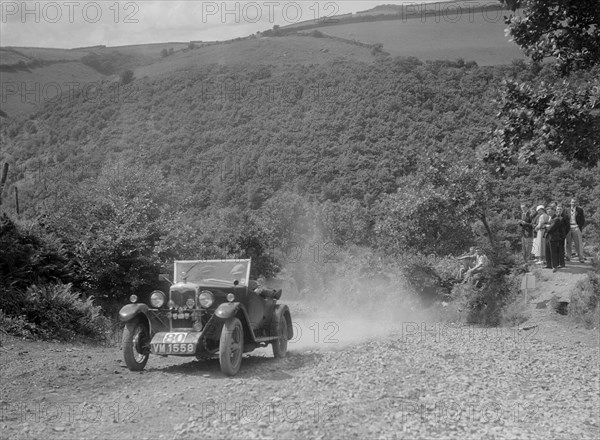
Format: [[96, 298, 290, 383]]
[[0, 0, 528, 118], [2, 52, 598, 218], [0, 58, 508, 214]]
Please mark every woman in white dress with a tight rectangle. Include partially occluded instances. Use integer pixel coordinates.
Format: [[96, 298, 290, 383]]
[[533, 205, 549, 263]]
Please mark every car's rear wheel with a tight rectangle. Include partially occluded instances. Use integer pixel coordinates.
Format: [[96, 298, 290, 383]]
[[219, 317, 243, 376], [272, 313, 288, 359], [122, 319, 150, 371]]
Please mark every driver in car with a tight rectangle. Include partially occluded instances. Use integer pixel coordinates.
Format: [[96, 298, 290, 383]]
[[230, 264, 280, 299]]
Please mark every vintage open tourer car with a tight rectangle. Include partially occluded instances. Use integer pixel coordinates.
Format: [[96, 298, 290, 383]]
[[118, 259, 293, 376]]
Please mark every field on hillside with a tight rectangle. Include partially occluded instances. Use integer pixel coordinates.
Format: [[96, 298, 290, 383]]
[[101, 42, 190, 60], [318, 15, 524, 65], [1, 44, 190, 66], [0, 63, 105, 117], [0, 47, 87, 64], [0, 43, 193, 117], [135, 36, 376, 78]]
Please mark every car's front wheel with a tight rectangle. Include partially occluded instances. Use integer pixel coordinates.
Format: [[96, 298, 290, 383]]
[[272, 313, 288, 359], [122, 319, 150, 371], [219, 317, 244, 376]]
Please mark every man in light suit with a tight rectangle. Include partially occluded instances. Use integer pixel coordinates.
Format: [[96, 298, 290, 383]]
[[519, 203, 534, 262], [566, 198, 586, 263]]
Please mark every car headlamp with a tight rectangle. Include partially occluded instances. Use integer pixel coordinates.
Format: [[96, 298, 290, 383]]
[[199, 291, 214, 308], [150, 290, 165, 308], [129, 294, 138, 303]]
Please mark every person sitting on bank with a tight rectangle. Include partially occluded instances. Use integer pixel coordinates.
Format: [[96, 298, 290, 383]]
[[455, 246, 477, 280], [462, 248, 489, 284]]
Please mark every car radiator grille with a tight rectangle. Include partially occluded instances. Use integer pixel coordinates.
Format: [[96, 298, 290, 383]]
[[170, 289, 195, 308]]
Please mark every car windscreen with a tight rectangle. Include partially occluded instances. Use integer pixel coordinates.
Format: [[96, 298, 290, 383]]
[[173, 259, 251, 285]]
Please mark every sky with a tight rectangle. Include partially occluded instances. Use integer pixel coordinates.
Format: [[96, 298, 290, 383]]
[[0, 0, 452, 48]]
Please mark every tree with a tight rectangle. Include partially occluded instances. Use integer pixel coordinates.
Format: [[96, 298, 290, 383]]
[[486, 71, 600, 169], [500, 0, 600, 76], [486, 1, 600, 170], [375, 155, 499, 257], [42, 161, 180, 300], [120, 69, 134, 85]]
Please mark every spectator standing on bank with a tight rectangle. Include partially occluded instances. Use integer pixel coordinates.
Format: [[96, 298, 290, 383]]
[[519, 203, 534, 262], [533, 205, 549, 264], [566, 197, 586, 263], [544, 206, 563, 272], [557, 204, 569, 268]]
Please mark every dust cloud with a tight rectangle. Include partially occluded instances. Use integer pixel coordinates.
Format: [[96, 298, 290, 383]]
[[282, 268, 428, 352]]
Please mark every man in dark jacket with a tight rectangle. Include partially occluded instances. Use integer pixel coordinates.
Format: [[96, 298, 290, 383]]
[[566, 198, 586, 263], [519, 203, 534, 262], [544, 206, 564, 272], [556, 204, 569, 268]]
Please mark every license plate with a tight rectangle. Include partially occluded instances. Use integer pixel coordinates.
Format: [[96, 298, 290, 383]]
[[151, 343, 196, 354], [162, 332, 189, 344]]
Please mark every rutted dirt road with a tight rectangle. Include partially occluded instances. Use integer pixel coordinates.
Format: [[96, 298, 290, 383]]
[[1, 283, 599, 439]]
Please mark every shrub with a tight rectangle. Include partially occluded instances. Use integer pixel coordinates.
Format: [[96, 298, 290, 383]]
[[402, 256, 454, 307], [568, 272, 600, 328], [371, 43, 384, 55], [7, 283, 111, 341], [452, 250, 519, 326], [0, 310, 39, 339], [120, 69, 134, 85], [0, 214, 75, 296], [501, 295, 530, 326]]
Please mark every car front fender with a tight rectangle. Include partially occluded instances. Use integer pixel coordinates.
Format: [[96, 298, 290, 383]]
[[214, 302, 240, 320], [213, 303, 256, 344], [119, 303, 149, 323]]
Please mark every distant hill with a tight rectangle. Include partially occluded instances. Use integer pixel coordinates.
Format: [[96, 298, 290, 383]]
[[0, 43, 189, 118], [0, 1, 526, 118], [135, 35, 377, 78], [279, 1, 524, 65]]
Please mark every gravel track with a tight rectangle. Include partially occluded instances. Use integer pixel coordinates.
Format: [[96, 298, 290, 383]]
[[1, 303, 598, 440]]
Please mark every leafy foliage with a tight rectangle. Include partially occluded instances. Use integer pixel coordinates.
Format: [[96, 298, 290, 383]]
[[487, 1, 600, 169], [0, 213, 75, 296], [501, 0, 600, 75], [41, 162, 175, 299], [120, 69, 135, 84], [486, 69, 600, 169], [452, 259, 519, 326], [375, 155, 499, 256], [1, 283, 110, 341], [568, 271, 600, 329]]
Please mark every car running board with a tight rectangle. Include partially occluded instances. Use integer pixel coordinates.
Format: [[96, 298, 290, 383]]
[[254, 336, 279, 343]]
